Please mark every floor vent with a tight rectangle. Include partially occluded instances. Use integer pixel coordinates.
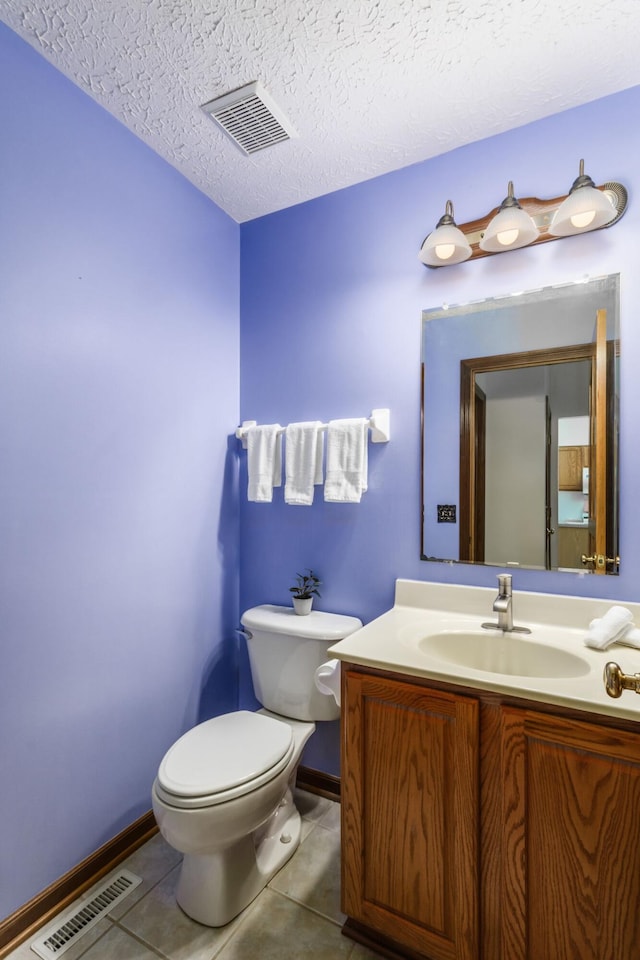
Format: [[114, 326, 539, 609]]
[[201, 80, 297, 155], [30, 870, 142, 959]]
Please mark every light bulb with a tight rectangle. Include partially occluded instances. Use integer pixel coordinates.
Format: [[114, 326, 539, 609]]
[[496, 228, 519, 247], [419, 201, 472, 267], [479, 182, 538, 253], [435, 242, 456, 260], [549, 161, 618, 237], [570, 209, 596, 230]]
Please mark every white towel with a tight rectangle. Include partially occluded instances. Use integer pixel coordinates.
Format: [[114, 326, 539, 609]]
[[284, 422, 324, 506], [615, 627, 640, 649], [247, 424, 282, 502], [584, 605, 634, 649], [324, 418, 368, 503]]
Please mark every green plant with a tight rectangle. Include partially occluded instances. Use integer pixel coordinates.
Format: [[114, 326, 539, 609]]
[[289, 569, 322, 600]]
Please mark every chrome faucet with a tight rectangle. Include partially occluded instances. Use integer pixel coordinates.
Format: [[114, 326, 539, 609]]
[[493, 573, 513, 631], [482, 574, 531, 633]]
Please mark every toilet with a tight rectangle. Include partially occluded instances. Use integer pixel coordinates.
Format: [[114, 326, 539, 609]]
[[152, 604, 362, 927]]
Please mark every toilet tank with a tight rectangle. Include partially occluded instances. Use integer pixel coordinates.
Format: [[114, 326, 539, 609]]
[[240, 605, 362, 721]]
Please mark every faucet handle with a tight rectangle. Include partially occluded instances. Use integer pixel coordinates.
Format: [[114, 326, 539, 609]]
[[497, 573, 512, 596], [604, 661, 640, 698]]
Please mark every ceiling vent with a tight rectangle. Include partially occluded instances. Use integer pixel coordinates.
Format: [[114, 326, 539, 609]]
[[201, 81, 297, 156]]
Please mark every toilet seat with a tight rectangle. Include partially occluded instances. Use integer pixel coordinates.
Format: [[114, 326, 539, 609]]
[[155, 711, 295, 810]]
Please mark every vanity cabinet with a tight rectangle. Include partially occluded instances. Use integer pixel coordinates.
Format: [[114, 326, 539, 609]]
[[341, 670, 479, 960], [341, 665, 640, 960], [558, 444, 589, 490], [496, 707, 640, 960]]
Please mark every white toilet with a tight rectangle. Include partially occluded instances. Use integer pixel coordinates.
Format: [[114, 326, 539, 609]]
[[152, 604, 362, 927]]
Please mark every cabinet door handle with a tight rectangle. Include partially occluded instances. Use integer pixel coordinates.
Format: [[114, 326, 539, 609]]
[[604, 662, 640, 698]]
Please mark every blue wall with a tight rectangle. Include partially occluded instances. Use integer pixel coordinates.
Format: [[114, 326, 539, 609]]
[[3, 11, 640, 923], [240, 85, 640, 773], [0, 24, 240, 919]]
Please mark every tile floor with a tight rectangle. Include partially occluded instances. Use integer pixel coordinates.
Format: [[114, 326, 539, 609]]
[[9, 790, 379, 960]]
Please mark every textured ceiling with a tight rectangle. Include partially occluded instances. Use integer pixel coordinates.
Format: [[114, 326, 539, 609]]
[[2, 0, 640, 222]]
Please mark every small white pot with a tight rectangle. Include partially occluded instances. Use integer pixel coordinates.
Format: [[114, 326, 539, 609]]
[[293, 597, 313, 616]]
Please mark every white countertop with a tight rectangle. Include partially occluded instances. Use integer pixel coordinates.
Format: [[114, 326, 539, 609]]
[[328, 580, 640, 723]]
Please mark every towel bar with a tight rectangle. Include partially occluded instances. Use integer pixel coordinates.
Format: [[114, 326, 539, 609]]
[[235, 408, 390, 449]]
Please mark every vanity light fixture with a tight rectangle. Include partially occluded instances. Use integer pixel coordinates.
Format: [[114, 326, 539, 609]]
[[549, 159, 618, 236], [479, 182, 538, 253], [419, 201, 472, 266], [419, 161, 628, 268]]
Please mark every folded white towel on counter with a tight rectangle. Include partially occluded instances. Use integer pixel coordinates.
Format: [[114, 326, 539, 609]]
[[324, 418, 368, 503], [247, 424, 282, 502], [615, 627, 640, 649], [584, 605, 634, 649], [284, 421, 324, 506]]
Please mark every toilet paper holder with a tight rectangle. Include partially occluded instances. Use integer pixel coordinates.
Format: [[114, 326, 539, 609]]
[[315, 659, 341, 707]]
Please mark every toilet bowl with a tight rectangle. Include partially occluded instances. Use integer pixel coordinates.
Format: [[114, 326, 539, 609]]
[[152, 709, 314, 926], [152, 604, 362, 927]]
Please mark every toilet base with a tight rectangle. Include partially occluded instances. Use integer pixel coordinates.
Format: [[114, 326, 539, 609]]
[[175, 787, 302, 926]]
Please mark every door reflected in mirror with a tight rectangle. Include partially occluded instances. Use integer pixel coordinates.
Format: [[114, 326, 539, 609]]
[[421, 275, 619, 575]]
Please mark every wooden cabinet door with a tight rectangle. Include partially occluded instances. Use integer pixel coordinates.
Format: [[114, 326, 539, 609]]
[[500, 707, 640, 960], [558, 446, 585, 489], [557, 526, 590, 568], [342, 670, 479, 960]]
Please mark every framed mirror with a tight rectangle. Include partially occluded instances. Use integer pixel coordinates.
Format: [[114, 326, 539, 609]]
[[421, 275, 619, 574]]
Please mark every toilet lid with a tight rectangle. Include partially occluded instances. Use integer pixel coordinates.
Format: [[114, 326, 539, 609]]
[[157, 710, 294, 799]]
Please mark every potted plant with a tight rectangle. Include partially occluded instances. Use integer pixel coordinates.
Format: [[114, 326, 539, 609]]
[[289, 569, 322, 616]]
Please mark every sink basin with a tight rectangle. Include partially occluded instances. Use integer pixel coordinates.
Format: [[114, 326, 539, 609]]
[[420, 630, 591, 678]]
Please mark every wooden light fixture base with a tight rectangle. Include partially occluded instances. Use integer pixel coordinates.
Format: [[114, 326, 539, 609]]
[[424, 182, 627, 267]]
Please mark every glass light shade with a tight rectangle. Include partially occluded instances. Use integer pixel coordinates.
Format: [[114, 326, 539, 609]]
[[420, 222, 472, 266], [549, 185, 616, 237], [480, 204, 538, 253]]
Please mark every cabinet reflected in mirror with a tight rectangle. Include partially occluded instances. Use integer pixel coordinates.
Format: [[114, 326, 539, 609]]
[[421, 275, 619, 574]]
